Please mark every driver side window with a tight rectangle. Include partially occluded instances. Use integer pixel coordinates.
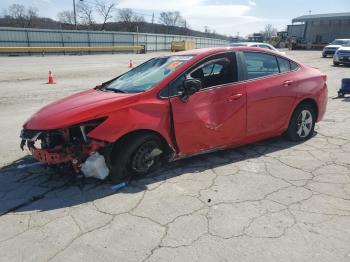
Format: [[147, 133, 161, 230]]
[[166, 53, 237, 97], [187, 53, 237, 89]]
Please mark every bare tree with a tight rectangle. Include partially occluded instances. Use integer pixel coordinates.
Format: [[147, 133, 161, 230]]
[[133, 13, 145, 23], [117, 8, 133, 31], [262, 24, 277, 40], [77, 2, 95, 27], [94, 0, 116, 30], [57, 10, 75, 24], [118, 8, 133, 22], [6, 4, 26, 26], [159, 11, 183, 33], [7, 4, 26, 20], [26, 6, 38, 27], [5, 4, 38, 27]]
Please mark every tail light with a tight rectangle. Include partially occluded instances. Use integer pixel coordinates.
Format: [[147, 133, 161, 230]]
[[322, 74, 327, 82]]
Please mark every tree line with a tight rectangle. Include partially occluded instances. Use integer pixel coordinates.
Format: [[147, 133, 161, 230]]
[[1, 2, 279, 41], [2, 2, 202, 36]]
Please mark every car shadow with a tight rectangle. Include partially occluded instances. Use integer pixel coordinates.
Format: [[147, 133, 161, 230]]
[[0, 134, 315, 215]]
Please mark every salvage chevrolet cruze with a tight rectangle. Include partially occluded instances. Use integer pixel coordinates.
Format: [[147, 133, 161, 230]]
[[20, 47, 328, 182]]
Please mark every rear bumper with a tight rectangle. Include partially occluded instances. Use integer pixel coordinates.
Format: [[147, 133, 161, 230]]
[[317, 83, 328, 122]]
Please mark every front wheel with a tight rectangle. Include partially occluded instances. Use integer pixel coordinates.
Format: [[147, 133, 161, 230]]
[[109, 134, 165, 183], [334, 62, 340, 66], [322, 54, 327, 58], [285, 104, 316, 142]]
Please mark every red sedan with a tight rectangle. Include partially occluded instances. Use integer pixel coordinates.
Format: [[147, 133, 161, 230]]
[[20, 47, 328, 182]]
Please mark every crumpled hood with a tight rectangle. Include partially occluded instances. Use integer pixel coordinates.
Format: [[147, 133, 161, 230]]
[[23, 88, 136, 130]]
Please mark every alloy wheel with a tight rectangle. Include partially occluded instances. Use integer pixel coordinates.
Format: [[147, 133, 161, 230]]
[[296, 110, 313, 138]]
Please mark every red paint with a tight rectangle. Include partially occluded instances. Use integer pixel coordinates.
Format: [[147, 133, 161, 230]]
[[22, 47, 328, 166]]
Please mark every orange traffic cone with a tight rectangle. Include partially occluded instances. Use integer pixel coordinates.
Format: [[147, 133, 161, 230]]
[[47, 70, 56, 84], [128, 60, 133, 68]]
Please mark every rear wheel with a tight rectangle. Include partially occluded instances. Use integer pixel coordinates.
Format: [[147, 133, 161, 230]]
[[109, 133, 165, 183], [285, 104, 316, 142]]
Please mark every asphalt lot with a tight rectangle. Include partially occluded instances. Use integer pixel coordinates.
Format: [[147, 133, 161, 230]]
[[0, 50, 350, 262]]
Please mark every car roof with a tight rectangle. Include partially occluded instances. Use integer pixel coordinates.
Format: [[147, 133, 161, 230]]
[[231, 42, 269, 46], [173, 46, 276, 57]]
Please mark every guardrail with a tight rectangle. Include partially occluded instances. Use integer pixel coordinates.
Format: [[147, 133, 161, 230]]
[[0, 45, 145, 53]]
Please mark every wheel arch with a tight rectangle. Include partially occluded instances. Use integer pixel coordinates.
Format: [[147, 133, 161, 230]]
[[111, 129, 175, 160], [295, 98, 319, 120], [284, 97, 319, 132]]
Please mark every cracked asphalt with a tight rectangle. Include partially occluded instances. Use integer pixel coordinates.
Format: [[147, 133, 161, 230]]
[[0, 51, 350, 262]]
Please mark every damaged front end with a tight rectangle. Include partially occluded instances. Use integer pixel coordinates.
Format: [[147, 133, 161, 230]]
[[20, 118, 110, 175]]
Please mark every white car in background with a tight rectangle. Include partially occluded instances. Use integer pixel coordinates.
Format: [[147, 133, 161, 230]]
[[333, 42, 350, 66], [229, 42, 285, 55], [322, 39, 350, 58]]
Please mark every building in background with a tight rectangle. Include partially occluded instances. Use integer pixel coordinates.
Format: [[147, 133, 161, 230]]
[[287, 12, 350, 45]]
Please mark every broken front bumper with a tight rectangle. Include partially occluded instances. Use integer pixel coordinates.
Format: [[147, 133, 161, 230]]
[[20, 128, 108, 172]]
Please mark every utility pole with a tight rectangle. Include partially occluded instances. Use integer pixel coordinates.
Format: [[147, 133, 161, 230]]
[[73, 0, 77, 30], [151, 13, 154, 33]]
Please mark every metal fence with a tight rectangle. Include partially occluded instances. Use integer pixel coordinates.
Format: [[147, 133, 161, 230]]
[[0, 27, 229, 54]]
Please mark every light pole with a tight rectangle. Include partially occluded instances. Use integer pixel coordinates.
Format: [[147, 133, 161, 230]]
[[73, 0, 77, 30]]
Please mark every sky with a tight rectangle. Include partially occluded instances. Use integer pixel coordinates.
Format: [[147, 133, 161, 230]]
[[1, 0, 350, 36]]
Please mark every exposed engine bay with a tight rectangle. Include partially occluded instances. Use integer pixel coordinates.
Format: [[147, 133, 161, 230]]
[[20, 118, 109, 177]]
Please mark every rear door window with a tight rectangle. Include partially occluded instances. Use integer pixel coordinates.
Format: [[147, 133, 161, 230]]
[[243, 51, 279, 80]]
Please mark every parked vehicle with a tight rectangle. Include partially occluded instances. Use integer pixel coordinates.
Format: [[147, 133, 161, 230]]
[[230, 42, 285, 55], [322, 39, 350, 57], [333, 42, 350, 66], [20, 47, 328, 182]]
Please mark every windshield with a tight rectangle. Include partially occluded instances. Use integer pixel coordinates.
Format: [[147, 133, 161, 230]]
[[330, 40, 348, 45], [105, 55, 194, 93]]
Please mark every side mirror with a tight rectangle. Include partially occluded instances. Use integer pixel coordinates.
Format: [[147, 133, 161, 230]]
[[180, 79, 202, 102]]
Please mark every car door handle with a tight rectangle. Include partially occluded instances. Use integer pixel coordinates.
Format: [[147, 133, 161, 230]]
[[283, 80, 293, 86], [227, 93, 243, 101]]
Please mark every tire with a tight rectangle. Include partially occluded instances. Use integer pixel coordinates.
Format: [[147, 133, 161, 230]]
[[109, 133, 165, 183], [338, 92, 345, 98], [334, 62, 340, 66], [322, 54, 327, 58], [285, 103, 316, 142]]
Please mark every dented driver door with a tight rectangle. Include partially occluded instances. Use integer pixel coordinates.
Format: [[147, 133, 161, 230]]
[[169, 53, 247, 156]]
